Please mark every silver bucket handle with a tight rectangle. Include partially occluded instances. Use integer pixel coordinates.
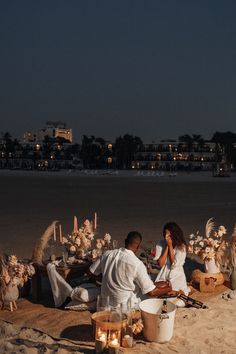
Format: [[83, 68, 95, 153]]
[[159, 314, 169, 320]]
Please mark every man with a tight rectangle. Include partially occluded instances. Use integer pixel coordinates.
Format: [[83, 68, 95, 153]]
[[89, 231, 171, 307]]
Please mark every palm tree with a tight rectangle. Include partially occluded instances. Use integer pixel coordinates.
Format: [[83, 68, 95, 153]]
[[1, 132, 14, 167], [211, 131, 236, 164], [179, 134, 205, 152], [80, 135, 103, 168], [113, 134, 143, 169], [43, 135, 53, 159], [178, 134, 194, 151]]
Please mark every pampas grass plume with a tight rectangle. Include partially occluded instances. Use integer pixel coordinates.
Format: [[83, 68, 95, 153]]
[[205, 217, 215, 238], [32, 221, 59, 263]]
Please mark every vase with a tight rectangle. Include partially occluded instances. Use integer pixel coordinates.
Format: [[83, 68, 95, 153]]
[[230, 267, 236, 290], [4, 281, 19, 303], [204, 259, 220, 274], [2, 281, 19, 311]]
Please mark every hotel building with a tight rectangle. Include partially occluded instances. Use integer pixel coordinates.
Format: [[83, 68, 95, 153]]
[[23, 121, 73, 143], [131, 141, 218, 171]]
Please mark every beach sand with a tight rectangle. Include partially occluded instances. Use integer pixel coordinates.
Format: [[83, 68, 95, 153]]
[[0, 169, 235, 258], [0, 170, 235, 353], [0, 286, 236, 354]]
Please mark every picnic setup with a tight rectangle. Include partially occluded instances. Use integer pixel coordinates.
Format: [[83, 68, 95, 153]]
[[0, 215, 236, 353]]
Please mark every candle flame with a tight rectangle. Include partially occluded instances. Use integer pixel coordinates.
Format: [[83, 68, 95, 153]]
[[110, 338, 118, 346], [99, 334, 106, 342]]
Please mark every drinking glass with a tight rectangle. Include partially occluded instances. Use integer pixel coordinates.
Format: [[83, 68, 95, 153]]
[[97, 295, 110, 312], [62, 251, 68, 265], [112, 240, 118, 249]]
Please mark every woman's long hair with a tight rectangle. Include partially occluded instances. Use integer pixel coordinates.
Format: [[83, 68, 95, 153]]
[[163, 222, 186, 249]]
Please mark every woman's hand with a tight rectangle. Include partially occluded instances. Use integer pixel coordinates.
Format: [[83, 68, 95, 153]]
[[165, 230, 172, 247], [165, 229, 175, 264]]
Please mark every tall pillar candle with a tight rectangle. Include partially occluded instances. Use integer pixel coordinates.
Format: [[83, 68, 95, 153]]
[[95, 333, 107, 354], [53, 224, 56, 242], [59, 224, 63, 243], [94, 212, 97, 230], [73, 216, 78, 234]]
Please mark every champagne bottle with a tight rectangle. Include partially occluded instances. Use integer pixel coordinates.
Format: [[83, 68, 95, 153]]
[[161, 300, 168, 314]]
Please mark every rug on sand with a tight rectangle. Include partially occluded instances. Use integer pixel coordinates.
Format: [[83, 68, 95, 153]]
[[0, 283, 231, 351], [0, 298, 94, 348]]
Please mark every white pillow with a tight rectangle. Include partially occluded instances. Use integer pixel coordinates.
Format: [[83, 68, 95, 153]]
[[71, 283, 100, 303]]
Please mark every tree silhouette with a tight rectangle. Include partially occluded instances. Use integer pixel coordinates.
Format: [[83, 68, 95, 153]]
[[114, 134, 143, 169], [80, 135, 103, 168], [211, 131, 236, 164]]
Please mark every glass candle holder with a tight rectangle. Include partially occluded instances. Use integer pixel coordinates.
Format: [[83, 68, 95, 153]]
[[108, 310, 122, 354], [121, 312, 133, 348]]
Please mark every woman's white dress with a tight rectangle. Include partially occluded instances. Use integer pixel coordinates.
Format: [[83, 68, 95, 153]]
[[154, 240, 190, 295]]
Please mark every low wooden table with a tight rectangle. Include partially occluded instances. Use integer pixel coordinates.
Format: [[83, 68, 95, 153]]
[[32, 261, 91, 301]]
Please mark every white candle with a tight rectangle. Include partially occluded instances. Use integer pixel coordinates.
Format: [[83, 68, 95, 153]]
[[122, 334, 133, 348], [94, 212, 97, 230], [53, 224, 56, 241], [108, 338, 119, 354], [73, 216, 78, 234], [59, 224, 62, 243], [99, 333, 106, 341], [95, 332, 107, 354]]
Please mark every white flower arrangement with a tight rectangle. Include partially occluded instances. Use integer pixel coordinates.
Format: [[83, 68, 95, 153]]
[[62, 219, 112, 261], [230, 224, 236, 269], [188, 218, 228, 263], [1, 255, 35, 287], [132, 318, 144, 335]]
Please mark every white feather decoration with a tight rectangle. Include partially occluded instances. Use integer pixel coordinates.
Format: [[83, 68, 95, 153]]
[[32, 221, 59, 263], [205, 217, 215, 238]]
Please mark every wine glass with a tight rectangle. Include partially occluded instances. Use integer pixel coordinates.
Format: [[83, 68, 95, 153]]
[[112, 240, 118, 249], [96, 295, 110, 312], [62, 251, 68, 265]]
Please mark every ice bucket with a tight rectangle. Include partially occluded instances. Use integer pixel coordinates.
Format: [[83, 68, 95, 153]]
[[139, 298, 176, 343]]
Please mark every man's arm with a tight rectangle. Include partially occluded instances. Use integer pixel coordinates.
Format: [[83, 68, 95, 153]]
[[87, 269, 102, 284], [147, 281, 172, 297], [88, 256, 102, 277]]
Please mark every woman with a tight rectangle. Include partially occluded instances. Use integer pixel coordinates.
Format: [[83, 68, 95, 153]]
[[154, 222, 190, 295]]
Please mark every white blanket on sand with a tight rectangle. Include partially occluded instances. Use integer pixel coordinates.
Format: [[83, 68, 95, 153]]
[[46, 263, 100, 310]]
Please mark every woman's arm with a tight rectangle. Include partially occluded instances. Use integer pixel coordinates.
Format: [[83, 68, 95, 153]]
[[157, 244, 169, 268], [165, 233, 175, 264], [157, 230, 175, 267]]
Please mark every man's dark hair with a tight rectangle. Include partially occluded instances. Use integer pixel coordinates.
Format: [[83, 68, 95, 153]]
[[125, 231, 142, 247]]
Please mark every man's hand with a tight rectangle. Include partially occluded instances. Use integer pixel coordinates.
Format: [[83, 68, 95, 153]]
[[148, 281, 172, 297]]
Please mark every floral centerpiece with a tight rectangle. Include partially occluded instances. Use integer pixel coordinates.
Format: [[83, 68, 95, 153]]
[[188, 217, 228, 273], [62, 216, 112, 262], [229, 224, 236, 289], [230, 225, 236, 267], [1, 255, 35, 288]]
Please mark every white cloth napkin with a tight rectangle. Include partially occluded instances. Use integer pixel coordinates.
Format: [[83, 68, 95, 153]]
[[46, 263, 100, 309], [47, 263, 72, 307]]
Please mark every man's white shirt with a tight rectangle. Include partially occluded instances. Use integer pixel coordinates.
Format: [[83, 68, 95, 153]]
[[89, 247, 155, 307]]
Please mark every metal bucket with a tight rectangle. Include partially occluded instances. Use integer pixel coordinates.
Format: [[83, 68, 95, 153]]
[[139, 298, 176, 343]]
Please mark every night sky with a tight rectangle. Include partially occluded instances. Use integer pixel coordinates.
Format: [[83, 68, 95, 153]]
[[1, 0, 236, 143]]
